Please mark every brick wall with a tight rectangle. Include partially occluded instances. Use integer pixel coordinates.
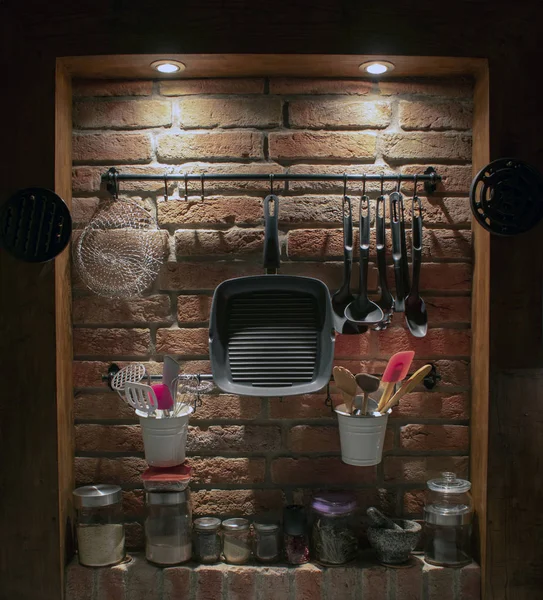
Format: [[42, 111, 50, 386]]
[[72, 77, 473, 549]]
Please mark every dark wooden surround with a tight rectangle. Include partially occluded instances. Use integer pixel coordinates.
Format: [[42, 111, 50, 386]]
[[1, 2, 542, 599]]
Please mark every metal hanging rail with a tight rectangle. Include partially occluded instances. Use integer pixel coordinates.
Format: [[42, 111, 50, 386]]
[[102, 166, 441, 195]]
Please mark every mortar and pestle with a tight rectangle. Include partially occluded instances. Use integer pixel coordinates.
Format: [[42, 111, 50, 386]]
[[366, 507, 421, 565]]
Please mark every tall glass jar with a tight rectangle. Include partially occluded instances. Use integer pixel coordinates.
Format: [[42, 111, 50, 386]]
[[193, 517, 222, 563], [253, 521, 281, 563], [423, 472, 473, 567], [310, 492, 358, 565], [145, 490, 192, 566], [73, 484, 126, 567], [283, 505, 310, 565], [222, 518, 251, 564]]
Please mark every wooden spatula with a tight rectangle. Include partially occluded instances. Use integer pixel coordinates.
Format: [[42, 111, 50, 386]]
[[333, 366, 358, 414], [355, 373, 380, 415], [380, 364, 433, 413]]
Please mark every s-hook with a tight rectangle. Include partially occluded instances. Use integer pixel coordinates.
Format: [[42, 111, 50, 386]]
[[269, 173, 274, 195], [184, 173, 189, 201], [164, 175, 169, 202], [200, 174, 205, 202]]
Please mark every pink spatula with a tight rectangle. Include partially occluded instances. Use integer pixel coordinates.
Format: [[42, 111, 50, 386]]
[[376, 351, 415, 413]]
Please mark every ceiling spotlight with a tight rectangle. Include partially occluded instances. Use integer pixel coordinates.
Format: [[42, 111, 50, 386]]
[[150, 60, 186, 74], [359, 61, 395, 75]]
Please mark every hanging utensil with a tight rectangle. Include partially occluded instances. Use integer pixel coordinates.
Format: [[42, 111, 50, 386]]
[[390, 191, 406, 312], [163, 355, 180, 397], [333, 366, 358, 414], [398, 189, 411, 298], [344, 188, 384, 325], [405, 184, 428, 338], [380, 364, 433, 413], [111, 363, 146, 400], [125, 382, 158, 417], [331, 190, 367, 334], [374, 181, 395, 330], [0, 187, 72, 262]]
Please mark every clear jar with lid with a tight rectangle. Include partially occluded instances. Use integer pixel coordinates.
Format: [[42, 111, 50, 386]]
[[423, 472, 473, 567], [145, 490, 192, 566], [253, 521, 281, 563], [73, 484, 126, 567], [222, 518, 251, 564], [193, 517, 222, 563], [310, 492, 358, 565], [283, 505, 310, 565]]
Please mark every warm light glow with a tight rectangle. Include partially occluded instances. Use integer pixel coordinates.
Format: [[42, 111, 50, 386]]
[[359, 61, 395, 75], [150, 60, 186, 74]]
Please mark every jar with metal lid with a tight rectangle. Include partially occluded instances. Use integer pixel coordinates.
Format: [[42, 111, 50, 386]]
[[253, 521, 281, 563], [310, 492, 358, 565], [193, 517, 222, 563], [423, 472, 473, 567], [222, 518, 251, 564], [145, 490, 192, 566], [283, 505, 310, 565], [73, 484, 126, 567]]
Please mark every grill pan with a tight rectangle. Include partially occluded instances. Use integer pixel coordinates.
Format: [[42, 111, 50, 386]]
[[209, 194, 335, 397]]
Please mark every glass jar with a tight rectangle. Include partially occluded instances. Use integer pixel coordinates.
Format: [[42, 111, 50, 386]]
[[423, 472, 473, 567], [145, 490, 192, 566], [283, 505, 310, 565], [310, 492, 358, 565], [253, 521, 281, 563], [222, 518, 251, 564], [73, 484, 126, 567], [193, 517, 222, 563]]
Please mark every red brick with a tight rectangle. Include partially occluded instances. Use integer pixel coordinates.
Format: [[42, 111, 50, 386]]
[[191, 489, 284, 517], [73, 80, 153, 97], [390, 392, 469, 420], [335, 332, 372, 358], [269, 393, 337, 419], [125, 522, 144, 549], [405, 196, 472, 227], [399, 100, 472, 131], [362, 565, 389, 599], [279, 195, 354, 225], [75, 424, 143, 452], [293, 563, 324, 600], [73, 328, 151, 356], [75, 391, 136, 420], [324, 566, 360, 600], [161, 79, 265, 96], [424, 562, 456, 599], [187, 425, 281, 453], [74, 99, 172, 129], [158, 196, 264, 227], [194, 565, 226, 600], [400, 165, 472, 196], [226, 566, 256, 600], [126, 555, 162, 600], [177, 295, 212, 323], [72, 198, 100, 226], [384, 426, 395, 452], [96, 561, 128, 600], [188, 457, 266, 484], [175, 228, 264, 257], [431, 360, 470, 389], [258, 567, 291, 600], [393, 556, 424, 600], [75, 457, 147, 485], [123, 489, 144, 518], [289, 98, 391, 129], [400, 424, 469, 451], [65, 561, 94, 600], [379, 78, 473, 97], [288, 228, 349, 259], [163, 566, 191, 600], [159, 262, 259, 291], [403, 488, 425, 516], [417, 263, 472, 291], [421, 229, 472, 259], [270, 78, 373, 95], [287, 164, 391, 194], [269, 131, 376, 161], [425, 297, 471, 325], [156, 328, 209, 355], [271, 457, 376, 485], [383, 456, 469, 483], [376, 328, 471, 358], [460, 563, 481, 599], [73, 295, 172, 325], [178, 97, 281, 128], [73, 132, 153, 164], [187, 394, 262, 421], [382, 133, 472, 163], [288, 425, 340, 453], [157, 131, 264, 162], [72, 166, 103, 193]]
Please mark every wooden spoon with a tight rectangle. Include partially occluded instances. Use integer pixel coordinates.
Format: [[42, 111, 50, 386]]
[[355, 373, 381, 415], [380, 364, 433, 413], [333, 366, 358, 414]]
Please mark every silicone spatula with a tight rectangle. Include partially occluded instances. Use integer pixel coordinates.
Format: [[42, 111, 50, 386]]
[[380, 364, 432, 414], [152, 383, 174, 417], [376, 351, 415, 413]]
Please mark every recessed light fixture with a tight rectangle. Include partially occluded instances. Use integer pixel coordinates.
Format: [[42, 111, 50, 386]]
[[150, 60, 186, 74], [359, 61, 395, 75]]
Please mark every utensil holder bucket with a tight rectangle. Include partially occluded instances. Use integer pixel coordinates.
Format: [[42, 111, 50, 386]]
[[334, 397, 389, 466], [139, 406, 193, 467]]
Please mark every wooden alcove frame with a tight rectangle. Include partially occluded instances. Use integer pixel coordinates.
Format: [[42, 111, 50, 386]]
[[2, 54, 490, 599]]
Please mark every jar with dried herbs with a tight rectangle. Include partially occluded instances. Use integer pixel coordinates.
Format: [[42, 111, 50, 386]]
[[310, 492, 358, 565], [193, 517, 222, 563]]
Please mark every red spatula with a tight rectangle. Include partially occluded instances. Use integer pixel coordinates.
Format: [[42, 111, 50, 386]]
[[376, 351, 415, 413]]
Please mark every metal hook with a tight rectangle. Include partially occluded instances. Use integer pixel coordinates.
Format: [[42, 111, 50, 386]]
[[269, 174, 274, 196], [362, 175, 366, 198], [324, 381, 333, 408], [380, 174, 384, 197], [343, 173, 347, 198], [184, 173, 188, 201], [164, 175, 168, 202], [396, 176, 402, 193], [113, 170, 119, 200], [413, 174, 419, 199], [200, 174, 205, 202]]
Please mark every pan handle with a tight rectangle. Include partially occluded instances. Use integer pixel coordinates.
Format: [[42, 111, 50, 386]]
[[263, 194, 281, 273]]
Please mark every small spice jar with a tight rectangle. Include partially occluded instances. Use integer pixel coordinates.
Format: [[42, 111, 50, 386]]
[[73, 484, 126, 567], [310, 492, 358, 566], [193, 517, 222, 563], [145, 490, 192, 566], [222, 518, 251, 564], [283, 505, 310, 565], [253, 521, 281, 563]]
